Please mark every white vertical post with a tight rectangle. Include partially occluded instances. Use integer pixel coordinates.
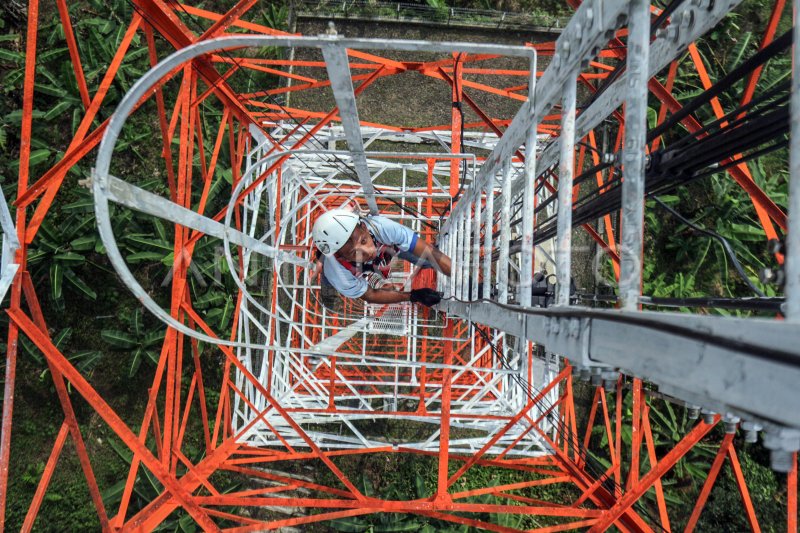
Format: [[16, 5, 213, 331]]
[[446, 231, 455, 298], [520, 57, 538, 307], [555, 71, 577, 306], [619, 0, 651, 310], [462, 204, 473, 301], [786, 0, 800, 321], [456, 214, 466, 299], [482, 174, 495, 300], [472, 194, 482, 300], [497, 160, 512, 304]]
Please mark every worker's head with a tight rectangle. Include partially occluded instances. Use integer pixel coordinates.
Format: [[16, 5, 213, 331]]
[[335, 222, 377, 263], [312, 209, 376, 263]]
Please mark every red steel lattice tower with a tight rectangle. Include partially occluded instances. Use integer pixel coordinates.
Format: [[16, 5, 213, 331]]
[[1, 0, 798, 531]]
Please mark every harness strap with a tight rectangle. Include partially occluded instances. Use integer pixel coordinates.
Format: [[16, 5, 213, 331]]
[[335, 219, 397, 279]]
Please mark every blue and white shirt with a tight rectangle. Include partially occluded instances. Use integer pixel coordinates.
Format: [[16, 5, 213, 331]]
[[323, 216, 418, 298]]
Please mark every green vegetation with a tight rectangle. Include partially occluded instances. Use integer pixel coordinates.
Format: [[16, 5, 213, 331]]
[[637, 8, 790, 309], [0, 0, 794, 531]]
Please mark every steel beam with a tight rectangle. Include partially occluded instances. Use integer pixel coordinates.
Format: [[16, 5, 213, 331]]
[[441, 300, 800, 429], [321, 42, 379, 214], [442, 0, 624, 232], [555, 73, 577, 306], [516, 0, 751, 198], [787, 0, 800, 320], [619, 0, 650, 310]]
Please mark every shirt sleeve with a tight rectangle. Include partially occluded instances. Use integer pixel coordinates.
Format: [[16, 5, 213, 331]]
[[323, 257, 369, 299], [365, 216, 419, 252]]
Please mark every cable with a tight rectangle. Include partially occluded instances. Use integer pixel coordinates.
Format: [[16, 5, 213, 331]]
[[642, 295, 783, 312], [647, 29, 792, 142], [583, 0, 691, 110], [652, 197, 766, 296], [576, 292, 784, 312]]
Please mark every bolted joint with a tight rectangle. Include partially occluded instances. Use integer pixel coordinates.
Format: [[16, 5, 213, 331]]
[[722, 414, 740, 434], [741, 421, 762, 444], [759, 267, 785, 287], [601, 370, 618, 392], [762, 428, 800, 472], [590, 367, 603, 387], [767, 238, 785, 255]]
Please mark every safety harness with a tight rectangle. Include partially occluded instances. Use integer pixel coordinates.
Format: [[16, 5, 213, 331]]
[[335, 218, 398, 280]]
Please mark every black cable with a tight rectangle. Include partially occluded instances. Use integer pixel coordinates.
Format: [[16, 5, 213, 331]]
[[583, 0, 691, 110], [576, 292, 784, 312], [642, 295, 783, 312], [647, 29, 792, 143], [521, 29, 792, 241], [527, 93, 789, 246], [439, 53, 469, 222], [652, 197, 766, 297]]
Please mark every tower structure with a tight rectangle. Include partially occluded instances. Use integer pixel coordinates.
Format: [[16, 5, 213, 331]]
[[1, 0, 798, 531]]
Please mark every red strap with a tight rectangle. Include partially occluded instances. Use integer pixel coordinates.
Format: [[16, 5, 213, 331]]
[[335, 244, 397, 278]]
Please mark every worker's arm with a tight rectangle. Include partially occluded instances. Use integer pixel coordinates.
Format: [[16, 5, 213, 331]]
[[361, 287, 410, 304], [411, 238, 452, 276], [361, 287, 442, 307]]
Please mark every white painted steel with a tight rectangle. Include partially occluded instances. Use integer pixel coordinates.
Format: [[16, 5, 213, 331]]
[[787, 0, 800, 321], [555, 74, 577, 306], [619, 0, 651, 311], [0, 185, 18, 304]]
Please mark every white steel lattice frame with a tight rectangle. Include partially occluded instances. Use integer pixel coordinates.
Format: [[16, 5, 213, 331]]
[[4, 0, 800, 529], [231, 124, 560, 456], [92, 36, 565, 459]]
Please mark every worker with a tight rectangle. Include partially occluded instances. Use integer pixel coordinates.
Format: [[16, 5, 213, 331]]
[[311, 208, 450, 307]]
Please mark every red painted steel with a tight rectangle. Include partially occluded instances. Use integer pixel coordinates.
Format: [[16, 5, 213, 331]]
[[1, 1, 793, 531]]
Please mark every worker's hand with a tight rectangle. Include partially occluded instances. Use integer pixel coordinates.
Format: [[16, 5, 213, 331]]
[[409, 288, 443, 307], [309, 259, 323, 280]]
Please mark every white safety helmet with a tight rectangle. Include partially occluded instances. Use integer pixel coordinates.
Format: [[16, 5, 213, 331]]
[[312, 209, 361, 256]]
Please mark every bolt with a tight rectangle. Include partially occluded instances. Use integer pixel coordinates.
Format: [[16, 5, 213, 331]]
[[687, 406, 700, 420], [762, 428, 800, 472], [701, 408, 716, 424], [767, 238, 783, 255], [680, 10, 694, 30], [569, 318, 580, 338], [770, 450, 795, 473], [759, 267, 785, 286], [325, 21, 338, 36], [667, 25, 679, 42], [601, 370, 618, 392], [580, 367, 591, 382], [723, 414, 740, 434], [590, 367, 603, 387], [741, 421, 762, 443]]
